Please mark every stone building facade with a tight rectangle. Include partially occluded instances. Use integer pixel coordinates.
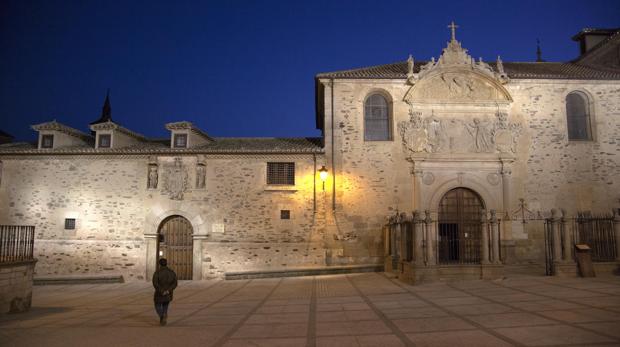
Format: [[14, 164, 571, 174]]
[[1, 25, 619, 281]]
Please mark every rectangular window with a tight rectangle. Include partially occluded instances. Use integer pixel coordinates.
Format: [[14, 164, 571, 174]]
[[173, 134, 188, 148], [280, 210, 291, 220], [64, 218, 76, 230], [98, 134, 111, 148], [267, 162, 295, 185], [41, 134, 54, 148]]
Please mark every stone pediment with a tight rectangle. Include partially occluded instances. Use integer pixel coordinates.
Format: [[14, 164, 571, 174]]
[[404, 71, 511, 104], [404, 23, 511, 104]]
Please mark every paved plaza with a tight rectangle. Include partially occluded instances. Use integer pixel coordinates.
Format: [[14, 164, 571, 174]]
[[1, 272, 620, 346]]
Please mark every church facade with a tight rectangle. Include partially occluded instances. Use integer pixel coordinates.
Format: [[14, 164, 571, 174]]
[[1, 25, 619, 281]]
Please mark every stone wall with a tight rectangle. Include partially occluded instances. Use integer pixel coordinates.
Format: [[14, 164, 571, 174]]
[[320, 77, 620, 264], [0, 154, 326, 280], [0, 260, 36, 314]]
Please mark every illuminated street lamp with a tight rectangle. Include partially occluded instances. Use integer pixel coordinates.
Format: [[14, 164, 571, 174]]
[[318, 165, 328, 191]]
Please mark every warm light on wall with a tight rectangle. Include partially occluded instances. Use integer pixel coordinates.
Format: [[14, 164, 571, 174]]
[[318, 165, 328, 191]]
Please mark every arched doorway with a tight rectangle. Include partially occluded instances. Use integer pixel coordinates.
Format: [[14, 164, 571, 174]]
[[157, 215, 193, 280], [438, 188, 485, 264]]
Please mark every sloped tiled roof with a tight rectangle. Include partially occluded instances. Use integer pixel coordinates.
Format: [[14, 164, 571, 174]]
[[0, 137, 324, 155], [316, 60, 620, 80]]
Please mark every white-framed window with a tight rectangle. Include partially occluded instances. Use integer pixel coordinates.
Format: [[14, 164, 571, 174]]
[[41, 134, 54, 148], [173, 133, 188, 148], [98, 134, 111, 148]]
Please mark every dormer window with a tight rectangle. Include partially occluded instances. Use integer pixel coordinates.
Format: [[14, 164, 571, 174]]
[[41, 134, 54, 149], [173, 134, 188, 148], [98, 134, 111, 148]]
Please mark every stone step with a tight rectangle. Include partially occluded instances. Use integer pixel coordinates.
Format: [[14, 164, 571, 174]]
[[225, 264, 384, 280], [34, 275, 124, 285]]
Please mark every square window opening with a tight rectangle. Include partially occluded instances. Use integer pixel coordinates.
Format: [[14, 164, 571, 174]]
[[280, 210, 291, 220], [65, 218, 76, 230]]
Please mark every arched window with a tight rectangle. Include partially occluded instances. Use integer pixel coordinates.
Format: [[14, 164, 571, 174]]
[[566, 91, 592, 141], [364, 93, 391, 141]]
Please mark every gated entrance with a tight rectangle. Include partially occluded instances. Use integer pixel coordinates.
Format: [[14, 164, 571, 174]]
[[157, 215, 193, 280], [438, 188, 484, 264]]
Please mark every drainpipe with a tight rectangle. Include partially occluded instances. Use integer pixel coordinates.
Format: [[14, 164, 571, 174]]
[[330, 78, 336, 211]]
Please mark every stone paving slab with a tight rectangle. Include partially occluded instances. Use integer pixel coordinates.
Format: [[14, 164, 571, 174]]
[[1, 273, 620, 346]]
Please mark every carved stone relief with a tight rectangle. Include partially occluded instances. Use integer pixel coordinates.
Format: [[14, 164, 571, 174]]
[[406, 73, 501, 102], [398, 111, 522, 157], [487, 173, 500, 186], [162, 157, 189, 200], [422, 172, 435, 185]]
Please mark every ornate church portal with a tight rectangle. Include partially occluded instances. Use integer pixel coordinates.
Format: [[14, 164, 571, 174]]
[[157, 215, 194, 280]]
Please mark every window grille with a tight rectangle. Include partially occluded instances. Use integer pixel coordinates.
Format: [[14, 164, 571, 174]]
[[173, 134, 188, 148], [364, 94, 391, 141], [98, 134, 111, 148], [64, 218, 76, 230], [566, 92, 592, 140], [280, 210, 291, 220], [267, 162, 295, 185], [41, 134, 54, 148]]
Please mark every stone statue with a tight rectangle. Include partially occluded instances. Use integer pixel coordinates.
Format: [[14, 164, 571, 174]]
[[465, 118, 494, 152], [148, 165, 158, 189], [196, 164, 206, 189]]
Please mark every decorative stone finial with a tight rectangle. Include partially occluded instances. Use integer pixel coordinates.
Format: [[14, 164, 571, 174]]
[[448, 21, 459, 41]]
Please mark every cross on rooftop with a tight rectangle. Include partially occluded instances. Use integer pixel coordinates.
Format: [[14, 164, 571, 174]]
[[448, 21, 459, 41]]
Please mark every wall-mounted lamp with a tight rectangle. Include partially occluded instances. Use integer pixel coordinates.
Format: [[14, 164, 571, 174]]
[[318, 165, 328, 191]]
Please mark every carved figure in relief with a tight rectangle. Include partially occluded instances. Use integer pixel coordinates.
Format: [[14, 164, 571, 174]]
[[465, 118, 494, 152], [425, 116, 445, 152], [196, 164, 206, 189], [148, 165, 158, 189]]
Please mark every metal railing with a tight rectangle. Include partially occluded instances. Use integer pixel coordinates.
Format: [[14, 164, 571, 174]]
[[574, 212, 616, 262], [0, 225, 35, 263]]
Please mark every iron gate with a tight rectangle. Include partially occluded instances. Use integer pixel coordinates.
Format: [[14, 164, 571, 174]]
[[438, 188, 484, 264], [575, 212, 616, 262], [543, 219, 554, 276], [158, 215, 194, 280]]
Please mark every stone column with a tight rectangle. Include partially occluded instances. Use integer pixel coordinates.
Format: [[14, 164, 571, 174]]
[[614, 209, 620, 262], [413, 210, 425, 265], [551, 209, 562, 263], [411, 164, 423, 210], [560, 209, 572, 263], [145, 233, 158, 281], [424, 210, 435, 266], [500, 161, 512, 220], [193, 235, 207, 280], [490, 210, 501, 264], [480, 209, 490, 264]]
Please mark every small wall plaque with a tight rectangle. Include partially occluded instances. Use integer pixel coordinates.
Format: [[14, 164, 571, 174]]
[[212, 224, 225, 233]]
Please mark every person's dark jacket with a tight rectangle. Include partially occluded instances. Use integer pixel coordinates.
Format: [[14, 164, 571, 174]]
[[152, 266, 178, 303]]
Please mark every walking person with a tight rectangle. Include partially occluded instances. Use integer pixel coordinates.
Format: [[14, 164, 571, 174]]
[[152, 258, 177, 326]]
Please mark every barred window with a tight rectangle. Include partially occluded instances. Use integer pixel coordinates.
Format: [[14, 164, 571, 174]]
[[41, 134, 54, 148], [364, 93, 391, 141], [566, 91, 592, 141], [173, 134, 188, 148], [98, 134, 111, 148], [267, 162, 295, 185], [64, 218, 76, 230]]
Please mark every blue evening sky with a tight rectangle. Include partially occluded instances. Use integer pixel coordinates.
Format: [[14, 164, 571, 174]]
[[1, 0, 619, 141]]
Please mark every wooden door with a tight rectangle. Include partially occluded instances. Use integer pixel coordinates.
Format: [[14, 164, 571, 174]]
[[158, 215, 193, 280]]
